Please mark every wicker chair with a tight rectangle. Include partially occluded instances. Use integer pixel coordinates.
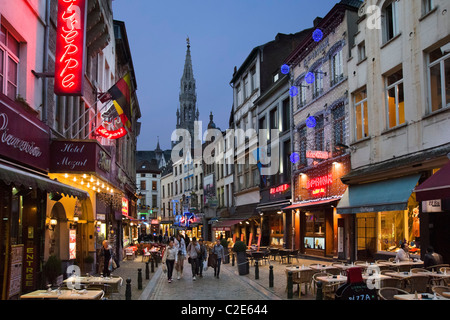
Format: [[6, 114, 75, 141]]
[[312, 272, 339, 300], [411, 268, 430, 274], [380, 277, 402, 288], [426, 264, 450, 272], [402, 275, 431, 293], [327, 267, 341, 276], [431, 285, 450, 297], [378, 287, 409, 300], [440, 267, 450, 274], [292, 269, 316, 298]]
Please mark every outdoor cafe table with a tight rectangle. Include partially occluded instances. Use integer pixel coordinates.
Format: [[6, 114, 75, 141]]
[[20, 289, 104, 300], [394, 293, 449, 300], [377, 260, 424, 269], [310, 264, 339, 272], [315, 273, 393, 285], [64, 276, 122, 291]]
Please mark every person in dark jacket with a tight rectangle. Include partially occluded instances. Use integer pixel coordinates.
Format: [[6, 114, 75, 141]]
[[101, 240, 112, 277], [424, 246, 444, 268], [197, 238, 207, 277]]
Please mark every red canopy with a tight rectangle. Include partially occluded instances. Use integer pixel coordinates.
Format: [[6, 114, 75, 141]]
[[415, 160, 450, 202]]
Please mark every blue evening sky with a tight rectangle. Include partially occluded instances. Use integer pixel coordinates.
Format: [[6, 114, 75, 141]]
[[112, 0, 341, 151]]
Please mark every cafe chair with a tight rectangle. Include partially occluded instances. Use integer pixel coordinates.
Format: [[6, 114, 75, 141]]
[[426, 264, 449, 272], [388, 257, 395, 262], [375, 259, 388, 264], [312, 272, 339, 299], [289, 249, 299, 264], [327, 267, 341, 276], [378, 287, 409, 300], [380, 277, 402, 289], [431, 286, 450, 297], [279, 250, 289, 264], [411, 268, 430, 274], [440, 267, 450, 273], [262, 250, 270, 265], [269, 248, 279, 261], [402, 275, 430, 293], [292, 269, 316, 298]]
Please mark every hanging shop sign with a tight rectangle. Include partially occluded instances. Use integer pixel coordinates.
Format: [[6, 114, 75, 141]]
[[306, 173, 333, 190], [54, 0, 87, 96], [50, 140, 112, 180], [96, 124, 127, 139], [122, 197, 129, 215]]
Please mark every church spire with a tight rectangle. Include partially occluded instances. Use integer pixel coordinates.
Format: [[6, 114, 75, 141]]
[[176, 37, 199, 147]]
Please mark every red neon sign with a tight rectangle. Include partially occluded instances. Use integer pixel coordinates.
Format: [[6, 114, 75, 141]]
[[54, 0, 87, 96], [306, 150, 331, 160], [96, 124, 127, 139], [306, 173, 333, 189], [270, 184, 290, 194]]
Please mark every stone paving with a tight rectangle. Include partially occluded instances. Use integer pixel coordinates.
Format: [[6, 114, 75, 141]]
[[109, 254, 331, 300]]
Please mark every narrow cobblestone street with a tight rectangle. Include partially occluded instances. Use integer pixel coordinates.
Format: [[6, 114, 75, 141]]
[[109, 255, 329, 300]]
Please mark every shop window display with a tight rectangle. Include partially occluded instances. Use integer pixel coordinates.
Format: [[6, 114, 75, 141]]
[[304, 211, 325, 250]]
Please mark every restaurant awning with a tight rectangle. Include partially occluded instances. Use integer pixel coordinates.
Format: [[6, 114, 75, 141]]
[[283, 197, 340, 210], [336, 174, 421, 214], [212, 219, 245, 231], [0, 162, 89, 200], [415, 160, 450, 202], [256, 199, 291, 211]]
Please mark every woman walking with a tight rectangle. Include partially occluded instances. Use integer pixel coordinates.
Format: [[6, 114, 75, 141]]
[[174, 233, 186, 280], [186, 237, 200, 281], [162, 240, 178, 283]]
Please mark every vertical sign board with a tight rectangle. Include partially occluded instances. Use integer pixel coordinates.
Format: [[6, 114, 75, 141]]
[[23, 246, 36, 292], [54, 0, 87, 96], [8, 245, 23, 299], [69, 229, 77, 260]]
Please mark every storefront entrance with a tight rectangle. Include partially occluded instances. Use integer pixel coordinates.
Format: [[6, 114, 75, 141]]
[[356, 215, 376, 260]]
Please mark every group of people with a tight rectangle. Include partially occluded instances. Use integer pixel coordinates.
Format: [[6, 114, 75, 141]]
[[395, 241, 443, 267], [162, 234, 226, 283]]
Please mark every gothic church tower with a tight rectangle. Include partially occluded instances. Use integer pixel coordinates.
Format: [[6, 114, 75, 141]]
[[176, 37, 199, 148]]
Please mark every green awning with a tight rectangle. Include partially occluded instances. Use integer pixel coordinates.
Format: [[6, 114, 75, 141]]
[[336, 174, 421, 214]]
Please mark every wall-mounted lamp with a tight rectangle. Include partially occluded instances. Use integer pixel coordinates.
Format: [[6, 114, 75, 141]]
[[70, 215, 79, 229], [277, 210, 283, 215], [47, 218, 58, 231]]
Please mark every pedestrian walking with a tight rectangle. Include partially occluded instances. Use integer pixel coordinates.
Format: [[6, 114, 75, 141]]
[[187, 237, 200, 280], [99, 240, 113, 277], [212, 239, 225, 278], [197, 238, 207, 278], [162, 240, 178, 283], [174, 233, 186, 280]]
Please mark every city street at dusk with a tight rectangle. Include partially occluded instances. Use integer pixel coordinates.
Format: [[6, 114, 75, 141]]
[[0, 0, 449, 316]]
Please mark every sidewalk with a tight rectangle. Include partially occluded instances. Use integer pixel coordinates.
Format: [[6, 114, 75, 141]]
[[108, 253, 333, 300]]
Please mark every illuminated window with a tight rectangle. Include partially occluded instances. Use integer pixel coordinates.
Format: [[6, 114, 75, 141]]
[[353, 88, 369, 140], [385, 69, 405, 128], [428, 45, 450, 113], [332, 104, 345, 146], [0, 24, 20, 100]]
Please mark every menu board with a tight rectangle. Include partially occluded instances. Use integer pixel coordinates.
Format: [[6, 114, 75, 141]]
[[8, 245, 23, 299]]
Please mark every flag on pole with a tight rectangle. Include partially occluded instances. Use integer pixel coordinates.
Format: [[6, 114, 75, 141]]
[[98, 73, 133, 130]]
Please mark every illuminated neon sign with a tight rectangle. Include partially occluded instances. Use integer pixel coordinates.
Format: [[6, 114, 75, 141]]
[[54, 0, 87, 96], [270, 184, 290, 194], [122, 197, 129, 215], [96, 124, 127, 139], [306, 150, 331, 160], [306, 173, 333, 190]]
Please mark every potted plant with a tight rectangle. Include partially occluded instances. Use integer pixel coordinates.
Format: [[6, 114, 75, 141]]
[[43, 255, 62, 286], [221, 238, 230, 264], [233, 241, 249, 275]]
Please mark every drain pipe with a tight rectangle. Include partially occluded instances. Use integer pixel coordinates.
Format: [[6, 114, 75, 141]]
[[41, 0, 50, 124]]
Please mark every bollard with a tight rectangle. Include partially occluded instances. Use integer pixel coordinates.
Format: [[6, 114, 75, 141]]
[[269, 265, 274, 288], [137, 268, 143, 290], [255, 261, 259, 280], [151, 257, 155, 273], [287, 271, 293, 299], [316, 281, 323, 300], [145, 261, 150, 280], [154, 255, 158, 268], [232, 253, 235, 266], [125, 278, 132, 300]]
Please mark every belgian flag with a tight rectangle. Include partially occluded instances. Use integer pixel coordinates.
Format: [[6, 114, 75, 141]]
[[106, 73, 133, 130]]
